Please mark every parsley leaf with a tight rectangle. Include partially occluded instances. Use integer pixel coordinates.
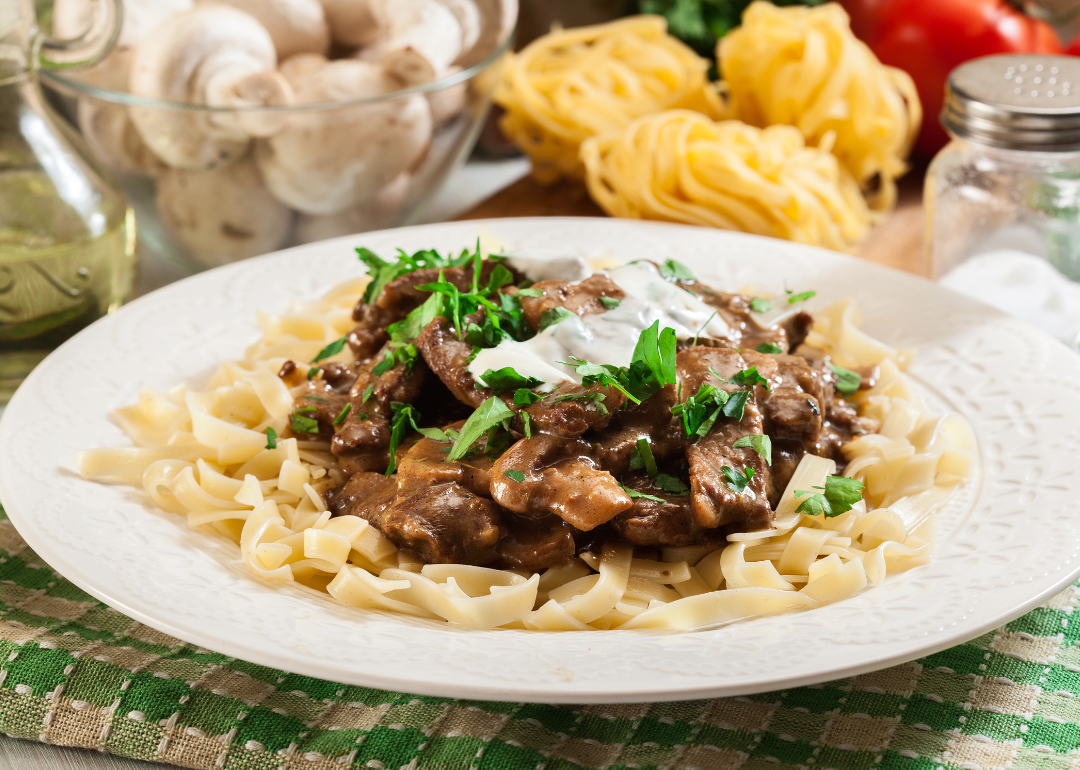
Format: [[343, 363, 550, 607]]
[[794, 476, 865, 518], [659, 258, 695, 282], [265, 427, 277, 450], [387, 291, 444, 343], [829, 363, 861, 397], [479, 367, 543, 391], [550, 391, 610, 415], [385, 403, 421, 475], [539, 307, 576, 332], [627, 320, 678, 400], [671, 382, 728, 437], [361, 384, 374, 404], [332, 403, 352, 426], [722, 466, 754, 494], [720, 390, 749, 422], [655, 473, 690, 496], [728, 366, 770, 391], [307, 366, 318, 380], [733, 434, 772, 465], [523, 411, 532, 439], [635, 438, 659, 478], [787, 290, 817, 304], [516, 287, 543, 298], [756, 342, 784, 354], [561, 358, 639, 404], [619, 483, 665, 503], [447, 396, 515, 461], [357, 244, 477, 306], [750, 298, 772, 313], [291, 413, 320, 434], [312, 336, 347, 364], [504, 469, 526, 483], [513, 388, 543, 406], [600, 296, 621, 310], [371, 343, 418, 376]]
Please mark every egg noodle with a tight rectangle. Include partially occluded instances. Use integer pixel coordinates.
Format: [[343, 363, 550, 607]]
[[77, 267, 974, 632], [581, 110, 872, 252], [494, 15, 724, 184], [719, 2, 922, 212]]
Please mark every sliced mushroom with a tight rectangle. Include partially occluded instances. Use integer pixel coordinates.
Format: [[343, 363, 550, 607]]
[[156, 153, 294, 267], [128, 5, 286, 169], [216, 0, 330, 59], [318, 0, 382, 48], [295, 172, 411, 243], [255, 60, 433, 215]]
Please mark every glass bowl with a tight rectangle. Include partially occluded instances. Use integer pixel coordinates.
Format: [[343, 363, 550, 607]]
[[40, 26, 513, 277]]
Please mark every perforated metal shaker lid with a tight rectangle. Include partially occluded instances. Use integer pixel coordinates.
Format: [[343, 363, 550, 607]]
[[943, 54, 1080, 151]]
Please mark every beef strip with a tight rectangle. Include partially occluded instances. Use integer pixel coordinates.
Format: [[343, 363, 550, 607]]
[[590, 385, 686, 476], [495, 512, 576, 571], [680, 280, 812, 353], [609, 472, 709, 547], [794, 346, 879, 463], [414, 316, 492, 408], [396, 430, 494, 499], [330, 342, 429, 473], [767, 439, 805, 508], [329, 456, 503, 566], [519, 273, 625, 330], [677, 347, 773, 532], [491, 433, 632, 531]]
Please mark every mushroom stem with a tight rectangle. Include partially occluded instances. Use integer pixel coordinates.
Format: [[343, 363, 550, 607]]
[[376, 0, 469, 86]]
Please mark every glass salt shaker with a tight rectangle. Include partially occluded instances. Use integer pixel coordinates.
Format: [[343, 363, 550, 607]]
[[0, 0, 134, 403], [925, 54, 1080, 350]]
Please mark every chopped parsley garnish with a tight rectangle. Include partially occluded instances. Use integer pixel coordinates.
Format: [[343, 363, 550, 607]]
[[556, 321, 678, 408], [522, 412, 532, 439], [357, 244, 477, 306], [332, 403, 352, 426], [750, 298, 772, 313], [361, 384, 374, 404], [295, 407, 316, 413], [722, 466, 754, 494], [756, 342, 784, 354], [504, 469, 526, 483], [728, 366, 770, 391], [733, 434, 772, 465], [655, 473, 690, 496], [829, 363, 861, 397], [538, 306, 576, 332], [291, 413, 320, 434], [387, 291, 444, 343], [600, 296, 621, 310], [516, 287, 544, 298], [659, 258, 695, 283], [265, 427, 277, 450], [787, 290, 817, 304], [794, 476, 865, 518], [513, 388, 543, 406], [307, 367, 318, 380], [371, 343, 418, 376], [619, 483, 665, 503], [385, 403, 420, 474], [479, 367, 543, 391], [312, 336, 347, 364], [561, 359, 639, 404], [635, 438, 658, 477], [691, 310, 718, 347], [306, 396, 327, 402], [671, 383, 748, 437], [447, 396, 515, 461]]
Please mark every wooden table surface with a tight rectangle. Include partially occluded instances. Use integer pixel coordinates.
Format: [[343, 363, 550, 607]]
[[459, 164, 928, 276]]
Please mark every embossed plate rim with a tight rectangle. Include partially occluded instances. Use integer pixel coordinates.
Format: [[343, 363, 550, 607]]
[[2, 218, 1079, 704]]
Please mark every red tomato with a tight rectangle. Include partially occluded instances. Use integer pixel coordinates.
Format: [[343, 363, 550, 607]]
[[841, 0, 1063, 157]]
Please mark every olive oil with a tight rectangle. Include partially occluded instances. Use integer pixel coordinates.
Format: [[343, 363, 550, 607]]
[[0, 211, 135, 402]]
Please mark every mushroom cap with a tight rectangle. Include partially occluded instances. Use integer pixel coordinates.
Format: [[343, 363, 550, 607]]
[[156, 153, 293, 267], [128, 4, 278, 169], [279, 52, 331, 90], [318, 0, 382, 48], [295, 171, 411, 243], [379, 0, 465, 86], [256, 60, 433, 215], [217, 0, 330, 59]]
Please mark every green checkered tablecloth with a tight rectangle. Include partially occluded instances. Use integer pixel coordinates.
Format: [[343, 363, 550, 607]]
[[0, 502, 1077, 770]]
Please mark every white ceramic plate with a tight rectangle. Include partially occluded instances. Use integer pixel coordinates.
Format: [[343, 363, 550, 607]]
[[3, 218, 1080, 704]]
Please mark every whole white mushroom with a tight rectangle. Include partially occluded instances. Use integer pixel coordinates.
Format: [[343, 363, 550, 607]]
[[375, 0, 474, 86], [156, 153, 294, 267], [255, 60, 433, 216], [52, 0, 194, 49], [216, 0, 330, 59], [128, 5, 292, 169], [295, 172, 411, 243]]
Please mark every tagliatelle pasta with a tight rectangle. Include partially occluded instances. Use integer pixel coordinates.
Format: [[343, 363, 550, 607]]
[[77, 265, 973, 632], [494, 16, 724, 184], [719, 1, 922, 211], [581, 111, 872, 251]]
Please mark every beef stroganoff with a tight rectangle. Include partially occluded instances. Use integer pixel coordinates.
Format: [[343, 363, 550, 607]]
[[78, 242, 974, 631]]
